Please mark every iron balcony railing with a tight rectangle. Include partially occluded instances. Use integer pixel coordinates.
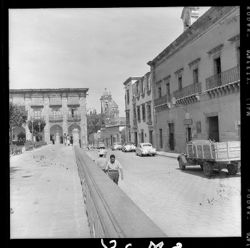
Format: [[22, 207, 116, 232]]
[[173, 82, 202, 99], [206, 66, 240, 90], [154, 94, 170, 107], [49, 115, 63, 122], [67, 114, 81, 122]]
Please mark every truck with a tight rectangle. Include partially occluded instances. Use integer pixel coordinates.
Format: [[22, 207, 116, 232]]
[[177, 140, 241, 177]]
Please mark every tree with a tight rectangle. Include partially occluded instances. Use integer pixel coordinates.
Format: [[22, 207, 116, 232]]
[[27, 119, 46, 141], [87, 112, 105, 141], [9, 102, 27, 143]]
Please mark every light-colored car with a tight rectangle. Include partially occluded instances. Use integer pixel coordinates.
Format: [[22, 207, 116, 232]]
[[136, 143, 157, 156], [112, 143, 123, 151], [122, 143, 136, 152]]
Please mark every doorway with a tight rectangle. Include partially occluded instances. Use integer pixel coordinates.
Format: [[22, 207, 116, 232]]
[[168, 123, 175, 151], [134, 132, 138, 146], [207, 116, 219, 142], [149, 130, 153, 145]]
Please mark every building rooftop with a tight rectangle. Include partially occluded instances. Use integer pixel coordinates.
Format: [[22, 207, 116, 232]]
[[147, 7, 237, 67], [10, 88, 89, 94]]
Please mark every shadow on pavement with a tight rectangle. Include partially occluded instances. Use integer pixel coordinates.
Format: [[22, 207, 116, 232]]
[[10, 167, 20, 174], [176, 166, 241, 179]]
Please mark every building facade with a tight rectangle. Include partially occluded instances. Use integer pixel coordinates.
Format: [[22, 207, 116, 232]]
[[99, 89, 125, 147], [148, 6, 240, 153], [9, 88, 88, 147], [124, 73, 155, 146]]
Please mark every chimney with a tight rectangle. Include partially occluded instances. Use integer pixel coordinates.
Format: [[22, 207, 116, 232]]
[[181, 7, 200, 32]]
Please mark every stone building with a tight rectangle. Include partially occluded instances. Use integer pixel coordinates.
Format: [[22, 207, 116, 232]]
[[123, 73, 154, 146], [147, 6, 240, 153], [9, 88, 88, 147], [99, 89, 125, 147]]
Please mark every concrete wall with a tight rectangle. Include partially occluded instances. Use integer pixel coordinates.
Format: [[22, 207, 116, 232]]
[[74, 147, 166, 238]]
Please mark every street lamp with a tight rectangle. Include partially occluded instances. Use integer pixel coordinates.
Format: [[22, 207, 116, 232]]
[[31, 118, 34, 142]]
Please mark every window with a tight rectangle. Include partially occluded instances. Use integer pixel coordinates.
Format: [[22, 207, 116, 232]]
[[214, 57, 222, 85], [159, 129, 163, 148], [126, 89, 130, 104], [142, 104, 146, 122], [178, 75, 183, 90], [193, 68, 199, 84], [158, 86, 162, 98], [137, 106, 141, 122], [147, 104, 152, 123], [33, 109, 42, 119], [166, 82, 170, 100]]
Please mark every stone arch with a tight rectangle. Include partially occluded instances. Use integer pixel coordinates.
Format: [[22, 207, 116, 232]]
[[68, 123, 81, 146], [50, 124, 63, 144]]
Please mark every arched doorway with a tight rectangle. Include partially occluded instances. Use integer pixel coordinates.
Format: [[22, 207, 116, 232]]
[[68, 124, 81, 146], [50, 125, 63, 144]]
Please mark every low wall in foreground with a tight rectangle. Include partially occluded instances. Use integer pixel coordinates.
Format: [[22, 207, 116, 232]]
[[74, 147, 166, 238]]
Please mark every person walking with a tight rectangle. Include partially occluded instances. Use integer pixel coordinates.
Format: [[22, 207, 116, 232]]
[[105, 154, 124, 185], [95, 150, 107, 172]]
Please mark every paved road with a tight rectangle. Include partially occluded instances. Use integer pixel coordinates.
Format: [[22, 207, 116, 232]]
[[88, 149, 241, 237], [10, 144, 91, 238]]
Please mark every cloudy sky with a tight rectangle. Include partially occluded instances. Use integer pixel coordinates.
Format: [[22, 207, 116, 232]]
[[9, 7, 210, 116]]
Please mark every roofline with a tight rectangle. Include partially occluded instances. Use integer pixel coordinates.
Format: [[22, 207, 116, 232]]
[[149, 6, 238, 66], [9, 88, 89, 94], [123, 77, 141, 86]]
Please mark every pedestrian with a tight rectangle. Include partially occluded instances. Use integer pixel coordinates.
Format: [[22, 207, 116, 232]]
[[95, 150, 107, 172], [64, 133, 67, 146], [67, 135, 70, 146], [105, 154, 124, 185]]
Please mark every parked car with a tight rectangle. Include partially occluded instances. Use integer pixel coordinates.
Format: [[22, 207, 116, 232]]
[[136, 143, 157, 156], [112, 143, 123, 151], [122, 143, 136, 152]]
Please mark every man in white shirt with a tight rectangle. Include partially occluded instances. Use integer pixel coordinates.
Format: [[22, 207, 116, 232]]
[[105, 154, 124, 185]]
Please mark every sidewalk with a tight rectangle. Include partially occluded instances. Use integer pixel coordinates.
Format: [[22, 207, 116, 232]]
[[156, 150, 180, 159], [10, 144, 90, 238]]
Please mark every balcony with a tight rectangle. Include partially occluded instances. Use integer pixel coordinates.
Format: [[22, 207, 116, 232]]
[[173, 82, 201, 99], [49, 115, 63, 122], [67, 114, 81, 122], [205, 66, 240, 98], [146, 119, 152, 126], [49, 98, 62, 106], [154, 94, 170, 107]]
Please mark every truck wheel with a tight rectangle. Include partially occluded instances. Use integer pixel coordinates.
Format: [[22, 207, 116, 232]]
[[227, 164, 238, 175], [178, 155, 186, 170], [203, 162, 213, 177]]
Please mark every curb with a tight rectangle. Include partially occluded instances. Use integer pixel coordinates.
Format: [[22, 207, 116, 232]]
[[156, 152, 180, 159]]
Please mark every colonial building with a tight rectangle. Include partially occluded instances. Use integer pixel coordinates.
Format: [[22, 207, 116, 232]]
[[99, 89, 125, 146], [9, 88, 88, 147], [123, 73, 154, 146], [148, 6, 240, 153]]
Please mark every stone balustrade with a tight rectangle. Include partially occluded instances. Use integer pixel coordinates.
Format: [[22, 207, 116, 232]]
[[74, 147, 166, 238]]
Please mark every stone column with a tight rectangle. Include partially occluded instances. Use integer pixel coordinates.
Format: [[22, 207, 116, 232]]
[[62, 95, 68, 136], [43, 96, 50, 144], [79, 94, 87, 148]]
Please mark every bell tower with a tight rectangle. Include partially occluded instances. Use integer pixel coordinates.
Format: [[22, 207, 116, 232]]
[[181, 7, 200, 31]]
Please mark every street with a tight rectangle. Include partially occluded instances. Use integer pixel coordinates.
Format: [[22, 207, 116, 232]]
[[10, 145, 241, 238], [87, 148, 241, 237]]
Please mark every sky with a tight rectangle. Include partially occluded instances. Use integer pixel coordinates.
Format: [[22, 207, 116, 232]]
[[9, 7, 210, 116]]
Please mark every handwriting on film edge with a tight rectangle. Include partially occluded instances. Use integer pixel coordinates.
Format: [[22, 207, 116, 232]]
[[101, 239, 183, 248]]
